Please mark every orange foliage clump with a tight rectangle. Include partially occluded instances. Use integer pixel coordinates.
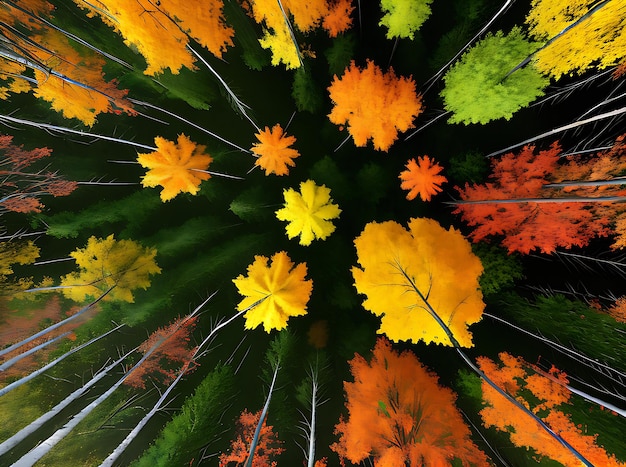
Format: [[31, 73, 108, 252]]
[[322, 0, 354, 37], [0, 134, 77, 214], [399, 155, 447, 201], [328, 60, 423, 151], [74, 0, 233, 75], [331, 337, 490, 466], [251, 124, 300, 176], [478, 352, 625, 467], [219, 409, 284, 467], [137, 134, 213, 202], [607, 296, 626, 323], [454, 143, 619, 254], [125, 316, 198, 389], [31, 30, 134, 126]]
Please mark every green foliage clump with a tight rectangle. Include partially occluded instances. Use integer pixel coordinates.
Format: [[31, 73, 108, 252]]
[[325, 34, 356, 77], [132, 366, 235, 467], [499, 293, 626, 371], [441, 27, 549, 124], [292, 68, 323, 114], [379, 0, 433, 40], [473, 243, 524, 297], [38, 190, 161, 238], [448, 150, 489, 183], [229, 185, 276, 223]]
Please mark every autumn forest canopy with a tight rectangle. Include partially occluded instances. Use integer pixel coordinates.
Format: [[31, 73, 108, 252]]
[[1, 0, 626, 466]]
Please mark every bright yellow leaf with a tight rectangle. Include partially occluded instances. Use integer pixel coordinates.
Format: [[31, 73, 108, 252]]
[[137, 134, 213, 202], [252, 124, 300, 176], [351, 218, 485, 347], [275, 179, 341, 246], [233, 251, 313, 332]]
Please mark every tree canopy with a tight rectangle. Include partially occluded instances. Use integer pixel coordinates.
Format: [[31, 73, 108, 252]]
[[328, 60, 423, 151], [332, 337, 490, 466], [440, 28, 549, 124], [352, 218, 485, 347]]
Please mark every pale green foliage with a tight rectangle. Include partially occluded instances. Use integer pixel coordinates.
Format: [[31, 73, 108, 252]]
[[441, 28, 549, 124], [379, 0, 433, 40]]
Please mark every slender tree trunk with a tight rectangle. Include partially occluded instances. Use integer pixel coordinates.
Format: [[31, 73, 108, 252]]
[[0, 331, 71, 372], [485, 106, 626, 159], [0, 324, 124, 398], [98, 295, 253, 465], [245, 363, 279, 467], [422, 0, 515, 93], [0, 348, 135, 456], [10, 335, 166, 466], [0, 286, 114, 358]]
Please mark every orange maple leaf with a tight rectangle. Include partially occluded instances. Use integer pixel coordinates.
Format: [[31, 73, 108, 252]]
[[251, 124, 300, 176], [137, 134, 213, 202], [399, 155, 447, 201]]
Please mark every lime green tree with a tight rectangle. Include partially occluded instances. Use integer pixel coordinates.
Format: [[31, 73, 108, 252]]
[[379, 0, 433, 39], [440, 27, 549, 124]]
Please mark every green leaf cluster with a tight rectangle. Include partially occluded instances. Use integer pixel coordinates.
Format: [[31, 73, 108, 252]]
[[132, 366, 235, 467], [441, 27, 549, 124]]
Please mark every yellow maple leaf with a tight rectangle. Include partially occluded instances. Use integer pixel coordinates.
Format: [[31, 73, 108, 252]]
[[233, 251, 313, 332], [252, 124, 300, 175], [60, 234, 161, 303], [351, 218, 484, 347], [399, 155, 447, 201], [275, 179, 341, 246], [137, 134, 213, 202]]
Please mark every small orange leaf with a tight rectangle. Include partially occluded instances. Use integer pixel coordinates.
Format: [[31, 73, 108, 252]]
[[399, 155, 447, 201], [252, 124, 300, 176], [137, 134, 213, 202]]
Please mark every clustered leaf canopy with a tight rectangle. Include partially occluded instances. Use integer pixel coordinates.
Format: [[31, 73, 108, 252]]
[[251, 124, 300, 176], [352, 218, 485, 347], [60, 234, 161, 303], [328, 60, 423, 151], [137, 134, 213, 202], [398, 155, 447, 201], [233, 251, 313, 332], [379, 0, 434, 40], [441, 27, 549, 124], [331, 337, 490, 466], [275, 179, 342, 246]]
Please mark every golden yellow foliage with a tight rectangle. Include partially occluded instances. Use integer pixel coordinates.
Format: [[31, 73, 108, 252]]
[[332, 337, 491, 466], [275, 179, 341, 246], [352, 218, 485, 347], [0, 240, 40, 295], [233, 251, 313, 332], [527, 0, 626, 78], [137, 134, 213, 202], [0, 61, 30, 100], [328, 60, 422, 151], [0, 240, 40, 277], [157, 1, 234, 59], [398, 155, 447, 201], [252, 124, 300, 175], [259, 20, 302, 69], [73, 0, 233, 75], [60, 234, 161, 303]]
